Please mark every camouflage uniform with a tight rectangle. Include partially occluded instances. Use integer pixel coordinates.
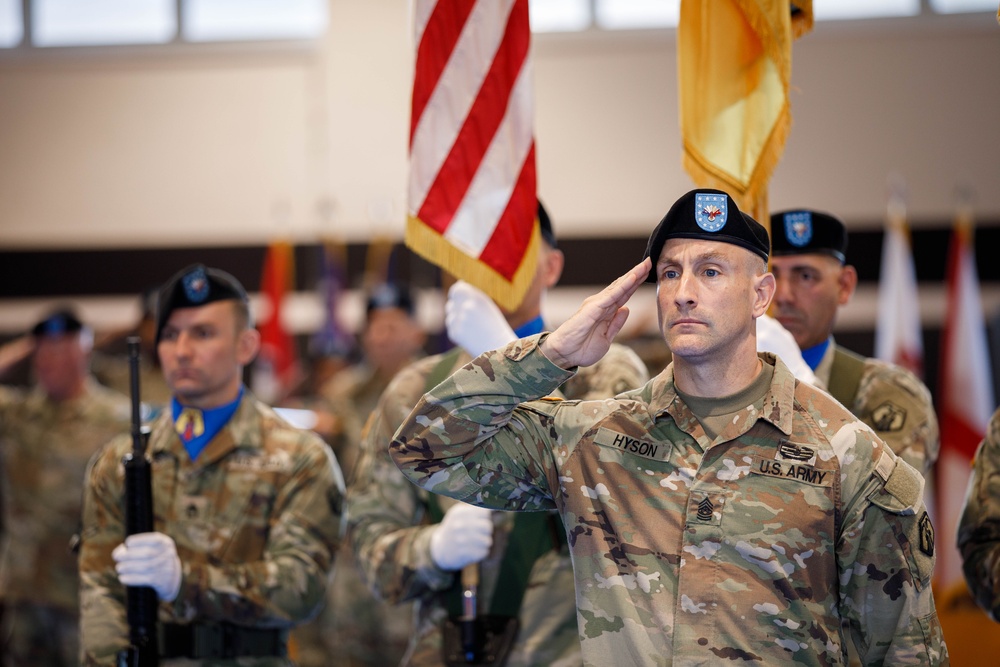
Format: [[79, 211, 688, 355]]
[[79, 388, 345, 667], [815, 337, 939, 477], [0, 379, 130, 666], [957, 406, 1000, 621], [292, 361, 419, 667], [349, 342, 647, 666], [390, 335, 948, 666]]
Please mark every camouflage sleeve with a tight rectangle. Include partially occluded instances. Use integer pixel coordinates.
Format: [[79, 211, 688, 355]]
[[854, 360, 940, 478], [837, 441, 947, 665], [389, 334, 576, 511], [958, 408, 1000, 621], [561, 341, 649, 401], [347, 361, 456, 604], [79, 436, 133, 665], [171, 435, 345, 625]]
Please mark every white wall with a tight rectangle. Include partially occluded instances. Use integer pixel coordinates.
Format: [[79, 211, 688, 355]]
[[1, 5, 998, 250]]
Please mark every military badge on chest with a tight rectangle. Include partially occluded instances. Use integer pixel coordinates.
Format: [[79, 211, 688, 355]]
[[750, 441, 833, 487]]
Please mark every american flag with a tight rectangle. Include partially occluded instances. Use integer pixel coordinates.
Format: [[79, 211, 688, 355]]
[[405, 0, 539, 312]]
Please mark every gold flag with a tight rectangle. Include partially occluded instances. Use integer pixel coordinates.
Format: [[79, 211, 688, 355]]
[[678, 1, 813, 225]]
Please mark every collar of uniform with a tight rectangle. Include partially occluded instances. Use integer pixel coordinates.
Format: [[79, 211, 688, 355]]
[[649, 353, 795, 437], [149, 386, 261, 462]]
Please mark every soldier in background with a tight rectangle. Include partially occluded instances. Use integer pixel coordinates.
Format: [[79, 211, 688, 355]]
[[91, 286, 173, 418], [958, 406, 1000, 620], [768, 209, 939, 477], [0, 308, 130, 666], [389, 189, 947, 665], [79, 264, 345, 666], [291, 283, 426, 667], [348, 201, 649, 666]]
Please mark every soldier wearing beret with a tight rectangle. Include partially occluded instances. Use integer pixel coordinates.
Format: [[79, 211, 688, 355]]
[[0, 308, 130, 666], [769, 209, 939, 477], [291, 282, 426, 667], [348, 201, 649, 666], [78, 265, 346, 666], [388, 189, 948, 665]]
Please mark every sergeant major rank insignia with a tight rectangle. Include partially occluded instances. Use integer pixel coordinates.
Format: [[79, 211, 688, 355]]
[[784, 211, 813, 247], [694, 192, 728, 232]]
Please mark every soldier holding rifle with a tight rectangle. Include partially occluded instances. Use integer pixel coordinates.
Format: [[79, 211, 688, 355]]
[[79, 264, 345, 666]]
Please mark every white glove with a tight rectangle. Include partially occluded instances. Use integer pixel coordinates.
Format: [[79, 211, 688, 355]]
[[445, 281, 517, 357], [112, 532, 182, 602], [429, 502, 494, 571], [756, 314, 818, 385]]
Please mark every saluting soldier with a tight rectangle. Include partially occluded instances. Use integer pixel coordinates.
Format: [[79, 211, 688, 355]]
[[78, 264, 345, 666], [769, 209, 939, 477], [348, 202, 649, 666], [0, 309, 130, 666], [389, 189, 948, 665]]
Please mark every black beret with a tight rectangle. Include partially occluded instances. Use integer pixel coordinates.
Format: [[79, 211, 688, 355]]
[[366, 283, 415, 317], [155, 264, 248, 345], [642, 189, 770, 283], [31, 308, 84, 337], [537, 200, 557, 249], [770, 210, 847, 264]]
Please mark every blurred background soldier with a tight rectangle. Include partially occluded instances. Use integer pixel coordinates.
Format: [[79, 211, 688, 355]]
[[348, 202, 649, 666], [958, 405, 1000, 619], [292, 282, 426, 667], [91, 286, 173, 418], [0, 308, 130, 666], [769, 209, 939, 477]]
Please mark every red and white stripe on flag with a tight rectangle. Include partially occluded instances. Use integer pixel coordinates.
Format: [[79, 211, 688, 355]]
[[936, 209, 995, 590], [875, 197, 923, 375], [406, 0, 539, 312]]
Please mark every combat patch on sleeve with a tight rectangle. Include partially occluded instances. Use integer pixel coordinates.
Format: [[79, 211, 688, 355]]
[[871, 401, 907, 432], [918, 512, 935, 557]]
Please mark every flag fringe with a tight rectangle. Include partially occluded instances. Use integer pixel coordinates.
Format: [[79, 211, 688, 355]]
[[406, 215, 540, 312], [682, 101, 790, 224]]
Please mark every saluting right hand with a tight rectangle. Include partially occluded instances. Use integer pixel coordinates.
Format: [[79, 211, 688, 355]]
[[429, 502, 494, 571], [540, 258, 651, 370]]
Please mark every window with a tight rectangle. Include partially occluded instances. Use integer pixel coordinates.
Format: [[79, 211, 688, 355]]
[[33, 0, 175, 47], [0, 0, 22, 47], [1, 0, 327, 48], [182, 0, 327, 42]]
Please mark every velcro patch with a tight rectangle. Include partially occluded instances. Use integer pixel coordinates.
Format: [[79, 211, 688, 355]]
[[750, 456, 833, 487], [593, 427, 663, 460]]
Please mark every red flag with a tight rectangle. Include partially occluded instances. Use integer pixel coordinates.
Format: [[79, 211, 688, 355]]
[[406, 0, 539, 312], [256, 240, 300, 403], [936, 206, 995, 590], [875, 190, 923, 376]]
